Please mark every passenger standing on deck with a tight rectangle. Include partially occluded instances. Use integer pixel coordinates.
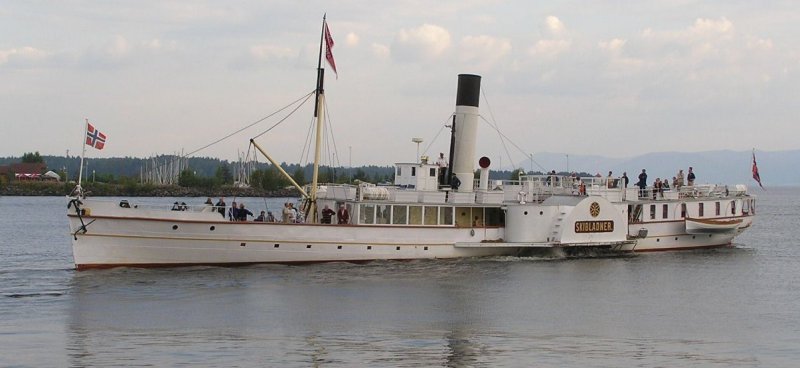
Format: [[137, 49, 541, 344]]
[[215, 197, 226, 217], [637, 169, 648, 198], [288, 203, 297, 223], [255, 211, 266, 222], [337, 204, 350, 224], [228, 201, 239, 221], [687, 167, 696, 186], [653, 178, 662, 199], [621, 172, 629, 188], [281, 202, 291, 223], [204, 197, 213, 206], [606, 171, 614, 188], [436, 153, 448, 185], [676, 169, 685, 188], [266, 211, 276, 222], [237, 203, 253, 221], [321, 205, 335, 224]]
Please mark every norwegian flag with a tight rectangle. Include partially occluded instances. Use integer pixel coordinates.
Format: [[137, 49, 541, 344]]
[[752, 151, 764, 189], [85, 123, 107, 150], [324, 20, 338, 78]]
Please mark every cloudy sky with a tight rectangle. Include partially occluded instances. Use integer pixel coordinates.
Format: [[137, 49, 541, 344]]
[[2, 1, 797, 169]]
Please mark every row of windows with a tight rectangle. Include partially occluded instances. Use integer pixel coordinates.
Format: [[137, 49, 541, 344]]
[[360, 204, 453, 225], [396, 167, 437, 177], [357, 204, 505, 227], [646, 200, 747, 220]]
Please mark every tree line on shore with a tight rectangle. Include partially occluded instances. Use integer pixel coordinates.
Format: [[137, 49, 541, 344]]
[[2, 152, 593, 196]]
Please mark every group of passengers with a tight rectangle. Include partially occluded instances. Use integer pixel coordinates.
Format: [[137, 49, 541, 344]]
[[634, 167, 697, 199], [200, 197, 350, 224]]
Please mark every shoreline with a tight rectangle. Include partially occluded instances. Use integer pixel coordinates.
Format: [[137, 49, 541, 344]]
[[0, 182, 300, 198]]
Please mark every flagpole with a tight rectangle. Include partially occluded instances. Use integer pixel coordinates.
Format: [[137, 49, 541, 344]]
[[77, 118, 88, 191]]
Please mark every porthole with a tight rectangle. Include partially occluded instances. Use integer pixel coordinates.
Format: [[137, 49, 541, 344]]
[[210, 226, 215, 231], [367, 246, 372, 250], [396, 246, 400, 250], [424, 246, 429, 250], [240, 242, 246, 247], [692, 235, 696, 239], [539, 211, 544, 215], [674, 237, 678, 240], [306, 245, 312, 249], [337, 245, 342, 249], [656, 238, 660, 242], [274, 244, 280, 248], [524, 211, 528, 215], [172, 225, 178, 230]]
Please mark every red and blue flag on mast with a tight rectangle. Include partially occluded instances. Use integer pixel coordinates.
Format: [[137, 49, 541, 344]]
[[752, 150, 764, 189], [324, 20, 337, 78], [85, 123, 107, 150]]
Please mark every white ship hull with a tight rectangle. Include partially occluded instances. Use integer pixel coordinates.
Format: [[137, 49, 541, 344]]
[[625, 217, 753, 252], [67, 201, 520, 270]]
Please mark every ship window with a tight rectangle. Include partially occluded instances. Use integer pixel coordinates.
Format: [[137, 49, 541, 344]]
[[376, 204, 390, 224], [715, 202, 720, 216], [662, 204, 668, 219], [485, 207, 504, 226], [629, 204, 643, 223], [409, 206, 423, 225], [360, 204, 375, 224], [430, 168, 436, 177], [743, 199, 750, 214], [650, 204, 656, 220], [392, 205, 408, 225], [681, 203, 686, 218], [699, 203, 704, 217], [424, 206, 438, 225], [440, 207, 454, 225], [411, 167, 416, 176], [731, 201, 736, 215], [397, 167, 402, 177]]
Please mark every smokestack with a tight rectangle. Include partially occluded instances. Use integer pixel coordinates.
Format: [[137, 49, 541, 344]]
[[451, 74, 481, 192]]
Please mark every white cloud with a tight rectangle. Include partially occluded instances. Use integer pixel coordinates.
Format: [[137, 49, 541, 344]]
[[543, 15, 565, 36], [459, 35, 511, 69], [345, 32, 359, 47], [249, 44, 295, 62], [529, 16, 571, 58], [530, 39, 571, 57], [105, 35, 131, 59], [392, 24, 451, 62], [372, 43, 390, 60], [0, 46, 51, 66]]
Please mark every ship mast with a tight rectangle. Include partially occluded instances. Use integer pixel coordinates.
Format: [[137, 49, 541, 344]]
[[308, 15, 328, 223]]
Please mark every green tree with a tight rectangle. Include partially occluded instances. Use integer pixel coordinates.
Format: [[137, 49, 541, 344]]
[[215, 165, 233, 185], [508, 168, 526, 181], [21, 151, 44, 163], [178, 169, 198, 187], [292, 167, 306, 186]]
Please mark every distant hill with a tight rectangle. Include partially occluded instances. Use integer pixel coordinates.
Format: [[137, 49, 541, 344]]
[[532, 149, 795, 186]]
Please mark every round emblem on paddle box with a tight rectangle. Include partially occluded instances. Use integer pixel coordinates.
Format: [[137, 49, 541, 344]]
[[590, 202, 601, 217]]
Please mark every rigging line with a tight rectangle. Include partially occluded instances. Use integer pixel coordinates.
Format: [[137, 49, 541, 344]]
[[421, 115, 452, 157], [323, 97, 341, 168], [480, 87, 516, 171], [143, 91, 313, 182], [250, 91, 316, 140], [300, 115, 316, 168], [479, 115, 547, 172]]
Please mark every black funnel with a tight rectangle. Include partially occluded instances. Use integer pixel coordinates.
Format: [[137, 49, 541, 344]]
[[455, 74, 481, 108]]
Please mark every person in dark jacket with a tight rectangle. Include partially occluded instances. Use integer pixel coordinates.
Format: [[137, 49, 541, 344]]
[[637, 169, 648, 198], [215, 197, 226, 217], [321, 205, 335, 224]]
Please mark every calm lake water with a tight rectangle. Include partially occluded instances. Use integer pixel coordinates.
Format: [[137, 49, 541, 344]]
[[1, 190, 798, 367]]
